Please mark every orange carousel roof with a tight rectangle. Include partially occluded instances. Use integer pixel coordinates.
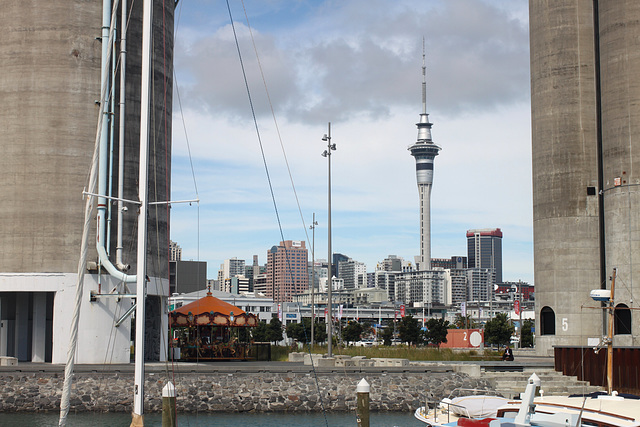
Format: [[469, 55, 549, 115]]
[[171, 292, 246, 317]]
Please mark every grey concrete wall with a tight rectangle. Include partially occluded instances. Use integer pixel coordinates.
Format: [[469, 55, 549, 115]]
[[0, 1, 102, 273], [598, 2, 640, 347], [0, 0, 173, 279], [0, 371, 492, 413], [116, 0, 174, 279], [529, 0, 602, 354], [531, 0, 640, 352]]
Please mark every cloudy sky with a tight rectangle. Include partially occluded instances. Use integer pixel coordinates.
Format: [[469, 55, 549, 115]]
[[169, 0, 533, 283]]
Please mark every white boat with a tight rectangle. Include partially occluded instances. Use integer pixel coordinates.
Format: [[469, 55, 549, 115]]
[[416, 374, 640, 427], [414, 390, 509, 426], [497, 392, 640, 427]]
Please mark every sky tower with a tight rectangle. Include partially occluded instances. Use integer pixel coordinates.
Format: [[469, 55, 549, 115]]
[[409, 44, 441, 271]]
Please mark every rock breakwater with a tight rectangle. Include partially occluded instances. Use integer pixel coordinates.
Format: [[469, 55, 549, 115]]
[[0, 369, 494, 413]]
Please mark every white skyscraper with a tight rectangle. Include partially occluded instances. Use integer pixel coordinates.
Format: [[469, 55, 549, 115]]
[[408, 44, 441, 270]]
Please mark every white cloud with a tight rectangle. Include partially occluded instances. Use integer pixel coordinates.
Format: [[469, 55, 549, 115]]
[[170, 0, 533, 283]]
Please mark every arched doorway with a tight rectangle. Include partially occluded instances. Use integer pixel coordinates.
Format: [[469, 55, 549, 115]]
[[540, 306, 555, 335], [614, 303, 631, 335]]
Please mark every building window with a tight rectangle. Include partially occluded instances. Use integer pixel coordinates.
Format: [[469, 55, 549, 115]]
[[540, 306, 555, 335], [615, 303, 631, 335]]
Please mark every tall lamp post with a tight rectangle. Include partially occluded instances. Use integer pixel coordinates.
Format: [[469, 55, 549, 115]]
[[310, 214, 318, 347], [322, 122, 336, 357]]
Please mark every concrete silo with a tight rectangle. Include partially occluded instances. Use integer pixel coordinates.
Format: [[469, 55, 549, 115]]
[[530, 0, 640, 354], [0, 0, 174, 363]]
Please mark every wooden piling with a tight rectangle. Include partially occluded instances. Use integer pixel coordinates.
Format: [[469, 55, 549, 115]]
[[162, 381, 176, 427], [356, 378, 370, 427]]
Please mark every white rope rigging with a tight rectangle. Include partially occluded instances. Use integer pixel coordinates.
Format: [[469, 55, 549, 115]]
[[58, 1, 121, 425]]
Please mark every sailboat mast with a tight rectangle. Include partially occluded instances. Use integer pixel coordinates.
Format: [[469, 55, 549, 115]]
[[606, 268, 616, 395], [132, 0, 153, 423]]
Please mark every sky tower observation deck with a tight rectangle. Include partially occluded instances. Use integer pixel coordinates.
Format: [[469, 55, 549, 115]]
[[408, 48, 441, 271]]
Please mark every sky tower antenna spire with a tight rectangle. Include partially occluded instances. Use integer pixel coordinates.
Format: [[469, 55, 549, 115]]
[[422, 37, 427, 115]]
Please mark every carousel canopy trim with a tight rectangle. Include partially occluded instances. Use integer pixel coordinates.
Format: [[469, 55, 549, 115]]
[[170, 292, 258, 328], [172, 292, 246, 317]]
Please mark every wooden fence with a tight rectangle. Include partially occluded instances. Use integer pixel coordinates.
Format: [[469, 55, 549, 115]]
[[554, 346, 640, 394]]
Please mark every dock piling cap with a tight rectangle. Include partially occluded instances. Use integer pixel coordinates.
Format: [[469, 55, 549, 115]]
[[163, 381, 176, 397], [357, 378, 370, 393]]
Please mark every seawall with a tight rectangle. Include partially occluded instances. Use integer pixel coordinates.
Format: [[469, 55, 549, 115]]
[[0, 365, 494, 413]]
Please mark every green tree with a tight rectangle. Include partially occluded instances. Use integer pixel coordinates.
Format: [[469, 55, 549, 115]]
[[398, 315, 421, 345], [424, 317, 450, 348], [380, 326, 394, 346], [285, 318, 323, 344], [252, 321, 269, 342], [313, 321, 327, 344], [342, 320, 364, 344], [266, 317, 284, 344], [521, 319, 534, 348], [453, 314, 478, 329], [484, 313, 515, 346], [286, 321, 308, 344]]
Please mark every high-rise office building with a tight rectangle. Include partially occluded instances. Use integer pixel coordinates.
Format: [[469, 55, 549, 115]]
[[530, 1, 639, 353], [337, 258, 367, 290], [217, 257, 246, 285], [378, 255, 404, 272], [265, 241, 309, 302], [466, 268, 495, 303], [169, 261, 207, 295], [371, 270, 396, 302], [169, 240, 182, 262], [448, 269, 468, 304], [431, 256, 467, 270], [408, 46, 441, 271], [466, 229, 502, 284], [244, 255, 265, 293], [395, 270, 447, 305]]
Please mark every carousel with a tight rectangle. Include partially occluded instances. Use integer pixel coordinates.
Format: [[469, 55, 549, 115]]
[[169, 289, 259, 360]]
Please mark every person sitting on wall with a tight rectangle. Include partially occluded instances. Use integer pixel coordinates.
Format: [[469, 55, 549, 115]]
[[502, 345, 514, 361]]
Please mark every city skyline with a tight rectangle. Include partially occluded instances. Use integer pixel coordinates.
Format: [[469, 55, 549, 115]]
[[169, 0, 533, 283]]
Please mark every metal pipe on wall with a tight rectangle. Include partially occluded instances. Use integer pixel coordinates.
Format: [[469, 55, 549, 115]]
[[116, 0, 129, 271], [97, 0, 136, 283]]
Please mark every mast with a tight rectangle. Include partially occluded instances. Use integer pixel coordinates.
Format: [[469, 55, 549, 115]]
[[325, 122, 333, 357], [606, 268, 616, 395], [131, 0, 153, 424]]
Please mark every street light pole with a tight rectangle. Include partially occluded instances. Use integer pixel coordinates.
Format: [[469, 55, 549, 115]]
[[310, 213, 317, 347], [511, 283, 522, 348], [322, 122, 336, 357], [518, 281, 522, 347]]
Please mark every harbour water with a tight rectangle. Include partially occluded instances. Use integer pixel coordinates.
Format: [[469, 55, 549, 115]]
[[0, 411, 422, 426]]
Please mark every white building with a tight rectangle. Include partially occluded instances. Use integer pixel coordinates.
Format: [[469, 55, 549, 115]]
[[395, 269, 448, 306], [338, 258, 367, 290], [319, 276, 344, 293], [371, 270, 396, 302], [222, 275, 250, 294], [169, 240, 182, 262], [467, 268, 495, 302], [448, 269, 468, 304]]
